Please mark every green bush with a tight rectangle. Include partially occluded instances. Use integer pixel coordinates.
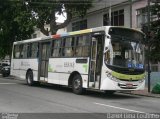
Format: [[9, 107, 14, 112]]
[[152, 83, 160, 94]]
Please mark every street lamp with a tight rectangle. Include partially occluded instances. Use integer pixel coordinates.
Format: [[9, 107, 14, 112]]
[[147, 0, 151, 93], [147, 0, 160, 93]]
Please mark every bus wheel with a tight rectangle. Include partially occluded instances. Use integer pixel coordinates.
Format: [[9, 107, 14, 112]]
[[72, 75, 84, 95], [26, 71, 34, 86]]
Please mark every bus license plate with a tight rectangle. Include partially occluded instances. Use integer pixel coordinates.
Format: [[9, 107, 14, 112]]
[[126, 83, 133, 88]]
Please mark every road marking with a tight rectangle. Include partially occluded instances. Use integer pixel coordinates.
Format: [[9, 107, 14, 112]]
[[0, 83, 17, 85], [94, 102, 146, 113], [94, 102, 160, 117]]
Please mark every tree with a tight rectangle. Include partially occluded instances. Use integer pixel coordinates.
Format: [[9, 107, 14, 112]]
[[149, 1, 160, 61], [0, 0, 35, 58], [0, 0, 93, 58], [26, 0, 93, 35]]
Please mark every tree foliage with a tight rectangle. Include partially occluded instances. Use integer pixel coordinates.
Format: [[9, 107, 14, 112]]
[[0, 0, 93, 58], [149, 2, 160, 61], [26, 0, 93, 35], [0, 0, 35, 58]]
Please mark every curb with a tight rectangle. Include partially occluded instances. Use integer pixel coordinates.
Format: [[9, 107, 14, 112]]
[[119, 91, 160, 98]]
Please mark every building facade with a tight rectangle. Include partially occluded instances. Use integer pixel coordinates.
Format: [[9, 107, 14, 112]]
[[132, 0, 148, 29], [66, 0, 151, 31], [67, 0, 132, 32]]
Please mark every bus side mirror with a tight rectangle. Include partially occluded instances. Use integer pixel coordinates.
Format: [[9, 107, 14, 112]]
[[104, 50, 108, 54], [125, 51, 129, 59], [104, 47, 108, 54]]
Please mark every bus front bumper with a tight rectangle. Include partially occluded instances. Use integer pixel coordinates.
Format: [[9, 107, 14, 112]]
[[100, 78, 145, 91]]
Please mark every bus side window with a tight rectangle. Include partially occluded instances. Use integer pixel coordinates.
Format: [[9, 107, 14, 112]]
[[36, 43, 39, 57], [75, 36, 82, 57], [75, 35, 90, 57], [52, 39, 62, 57], [13, 45, 19, 58], [21, 44, 28, 59], [62, 37, 74, 57], [27, 44, 31, 58], [14, 45, 20, 59], [31, 42, 38, 58], [19, 44, 24, 58], [82, 35, 90, 57]]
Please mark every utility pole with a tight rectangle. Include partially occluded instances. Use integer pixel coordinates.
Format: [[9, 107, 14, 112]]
[[147, 0, 151, 93], [109, 0, 112, 25], [130, 0, 132, 28]]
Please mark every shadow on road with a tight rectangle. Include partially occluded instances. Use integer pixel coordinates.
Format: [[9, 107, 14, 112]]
[[22, 83, 141, 100], [0, 76, 141, 100]]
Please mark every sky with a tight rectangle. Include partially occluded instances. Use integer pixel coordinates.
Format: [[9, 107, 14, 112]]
[[56, 12, 67, 23]]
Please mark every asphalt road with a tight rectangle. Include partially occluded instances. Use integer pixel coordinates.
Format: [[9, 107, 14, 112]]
[[0, 75, 160, 119]]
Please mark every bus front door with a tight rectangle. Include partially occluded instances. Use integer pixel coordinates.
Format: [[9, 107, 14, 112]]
[[39, 42, 50, 82], [89, 35, 104, 89]]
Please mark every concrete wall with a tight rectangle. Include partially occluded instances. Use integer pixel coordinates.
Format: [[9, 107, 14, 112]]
[[132, 0, 148, 29], [145, 72, 160, 89], [87, 12, 103, 28]]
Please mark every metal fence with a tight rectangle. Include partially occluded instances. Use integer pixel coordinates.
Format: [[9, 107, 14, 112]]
[[145, 63, 160, 89]]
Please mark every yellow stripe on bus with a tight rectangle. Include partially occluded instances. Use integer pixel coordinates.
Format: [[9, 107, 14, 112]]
[[69, 29, 92, 35], [111, 71, 145, 80]]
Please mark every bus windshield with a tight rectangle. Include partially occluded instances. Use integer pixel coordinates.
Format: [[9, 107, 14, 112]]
[[107, 27, 145, 69]]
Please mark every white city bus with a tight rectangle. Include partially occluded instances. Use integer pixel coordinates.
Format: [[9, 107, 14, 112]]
[[11, 26, 145, 94]]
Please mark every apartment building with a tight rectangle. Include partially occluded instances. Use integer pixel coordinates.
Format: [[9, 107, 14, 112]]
[[67, 0, 131, 31], [66, 0, 152, 31]]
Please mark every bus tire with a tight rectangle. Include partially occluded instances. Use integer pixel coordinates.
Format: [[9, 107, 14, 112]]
[[72, 74, 84, 95], [26, 71, 35, 86]]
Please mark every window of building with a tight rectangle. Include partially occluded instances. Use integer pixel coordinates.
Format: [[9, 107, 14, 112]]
[[103, 9, 124, 26], [72, 20, 87, 31], [136, 7, 147, 28]]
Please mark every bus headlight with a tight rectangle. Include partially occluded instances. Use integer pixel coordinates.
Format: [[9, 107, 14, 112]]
[[106, 72, 119, 82], [111, 77, 119, 82], [107, 73, 111, 78], [106, 71, 111, 77], [139, 79, 145, 83]]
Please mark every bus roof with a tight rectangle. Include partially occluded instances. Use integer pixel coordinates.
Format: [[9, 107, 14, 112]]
[[13, 26, 144, 45]]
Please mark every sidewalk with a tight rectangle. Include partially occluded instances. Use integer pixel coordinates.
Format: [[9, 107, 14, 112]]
[[124, 88, 160, 98]]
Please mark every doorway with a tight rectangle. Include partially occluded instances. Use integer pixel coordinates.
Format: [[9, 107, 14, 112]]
[[39, 42, 50, 82], [89, 34, 104, 89]]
